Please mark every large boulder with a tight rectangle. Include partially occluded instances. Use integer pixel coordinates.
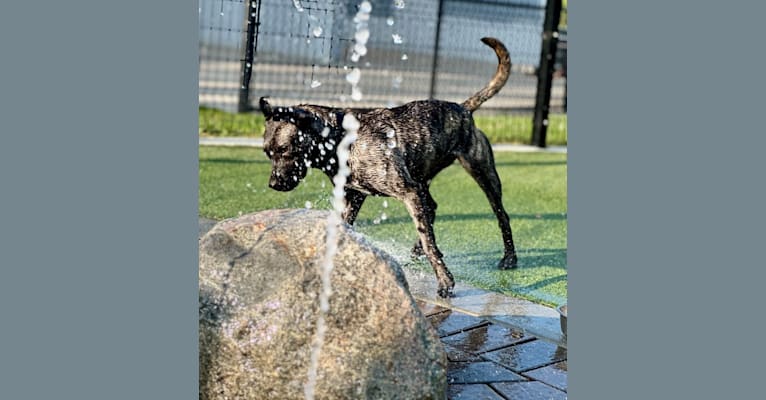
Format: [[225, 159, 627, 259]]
[[199, 209, 447, 400]]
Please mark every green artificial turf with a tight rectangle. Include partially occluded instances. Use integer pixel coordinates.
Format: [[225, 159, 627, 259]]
[[199, 107, 567, 146], [199, 146, 567, 306]]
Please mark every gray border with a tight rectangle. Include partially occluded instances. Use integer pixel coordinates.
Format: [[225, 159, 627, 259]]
[[571, 2, 766, 399], [0, 2, 198, 398]]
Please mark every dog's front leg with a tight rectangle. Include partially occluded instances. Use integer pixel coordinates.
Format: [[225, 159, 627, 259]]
[[402, 188, 455, 298], [341, 188, 367, 225]]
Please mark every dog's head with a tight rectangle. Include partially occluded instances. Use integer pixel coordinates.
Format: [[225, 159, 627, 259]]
[[260, 97, 326, 191]]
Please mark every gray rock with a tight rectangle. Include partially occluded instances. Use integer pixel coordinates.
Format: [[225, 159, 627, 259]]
[[199, 209, 447, 400]]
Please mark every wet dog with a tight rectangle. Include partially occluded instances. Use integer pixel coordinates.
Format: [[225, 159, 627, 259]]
[[260, 37, 517, 298]]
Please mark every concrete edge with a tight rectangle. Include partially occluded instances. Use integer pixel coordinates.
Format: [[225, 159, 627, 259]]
[[199, 136, 567, 154]]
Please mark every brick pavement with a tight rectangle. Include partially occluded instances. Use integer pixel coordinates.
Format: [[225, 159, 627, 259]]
[[417, 301, 568, 400]]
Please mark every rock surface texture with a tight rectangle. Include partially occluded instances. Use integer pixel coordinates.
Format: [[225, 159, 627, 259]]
[[199, 209, 447, 400]]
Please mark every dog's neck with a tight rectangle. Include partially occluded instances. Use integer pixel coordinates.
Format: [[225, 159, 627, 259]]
[[306, 111, 348, 178]]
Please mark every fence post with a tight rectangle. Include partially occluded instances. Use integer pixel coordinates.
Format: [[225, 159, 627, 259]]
[[239, 0, 260, 113], [532, 0, 562, 147], [429, 0, 445, 99]]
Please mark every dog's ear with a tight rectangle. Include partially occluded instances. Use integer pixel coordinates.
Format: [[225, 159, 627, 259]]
[[259, 97, 273, 118], [270, 107, 325, 133]]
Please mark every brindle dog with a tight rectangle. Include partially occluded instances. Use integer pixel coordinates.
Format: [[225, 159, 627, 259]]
[[260, 37, 517, 298]]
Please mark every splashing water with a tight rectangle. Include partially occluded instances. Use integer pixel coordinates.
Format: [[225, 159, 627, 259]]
[[312, 26, 323, 37], [346, 1, 372, 99], [310, 80, 322, 88], [304, 115, 360, 400], [292, 0, 304, 12], [392, 34, 403, 44], [394, 0, 406, 9]]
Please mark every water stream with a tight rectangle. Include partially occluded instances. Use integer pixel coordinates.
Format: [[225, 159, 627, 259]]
[[303, 3, 371, 399]]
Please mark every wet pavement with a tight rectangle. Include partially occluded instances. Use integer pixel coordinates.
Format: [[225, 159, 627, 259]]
[[417, 300, 567, 399]]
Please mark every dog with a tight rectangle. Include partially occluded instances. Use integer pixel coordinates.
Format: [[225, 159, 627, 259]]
[[259, 37, 517, 298]]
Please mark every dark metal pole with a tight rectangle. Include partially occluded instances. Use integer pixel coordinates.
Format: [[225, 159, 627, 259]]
[[429, 0, 445, 99], [532, 0, 562, 147], [239, 0, 260, 113]]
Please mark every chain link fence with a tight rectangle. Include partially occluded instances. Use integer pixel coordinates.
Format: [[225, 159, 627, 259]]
[[199, 0, 566, 141]]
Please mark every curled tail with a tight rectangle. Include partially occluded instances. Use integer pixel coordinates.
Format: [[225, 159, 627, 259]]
[[462, 37, 511, 112]]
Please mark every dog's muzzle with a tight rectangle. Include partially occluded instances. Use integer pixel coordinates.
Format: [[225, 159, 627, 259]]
[[269, 175, 298, 192]]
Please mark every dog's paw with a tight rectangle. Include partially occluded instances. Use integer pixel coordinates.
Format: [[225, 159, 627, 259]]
[[411, 242, 425, 258], [436, 275, 455, 298], [437, 286, 455, 298], [497, 253, 518, 270]]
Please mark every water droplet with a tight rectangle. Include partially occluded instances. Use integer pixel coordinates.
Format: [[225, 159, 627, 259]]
[[305, 201, 312, 209], [353, 43, 368, 56], [384, 149, 392, 156], [401, 53, 408, 60], [310, 80, 322, 88], [386, 129, 395, 138], [220, 12, 225, 17], [386, 17, 395, 26], [387, 140, 396, 148], [325, 142, 334, 150], [355, 29, 370, 45], [312, 26, 323, 37], [373, 218, 381, 225], [342, 114, 360, 131], [321, 127, 330, 137], [359, 1, 372, 13], [543, 119, 549, 126], [394, 0, 405, 9], [346, 69, 361, 84], [351, 87, 363, 101], [392, 34, 403, 44], [391, 76, 403, 89], [382, 200, 388, 208], [380, 212, 387, 221], [292, 0, 304, 12]]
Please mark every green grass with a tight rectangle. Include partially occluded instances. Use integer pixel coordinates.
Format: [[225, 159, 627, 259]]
[[199, 146, 567, 307], [199, 107, 266, 137], [199, 107, 567, 146]]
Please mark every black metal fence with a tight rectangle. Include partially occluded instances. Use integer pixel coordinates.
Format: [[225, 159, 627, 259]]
[[199, 0, 566, 146]]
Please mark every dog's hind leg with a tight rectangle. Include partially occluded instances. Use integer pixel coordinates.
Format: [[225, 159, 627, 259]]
[[401, 187, 454, 297], [458, 129, 518, 270], [411, 188, 436, 258], [341, 188, 367, 225]]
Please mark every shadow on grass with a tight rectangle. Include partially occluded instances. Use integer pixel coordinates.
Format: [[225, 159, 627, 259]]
[[451, 248, 566, 270], [374, 212, 566, 225], [492, 160, 567, 167]]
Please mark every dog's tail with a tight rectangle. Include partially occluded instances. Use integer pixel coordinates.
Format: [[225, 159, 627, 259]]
[[461, 38, 511, 112]]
